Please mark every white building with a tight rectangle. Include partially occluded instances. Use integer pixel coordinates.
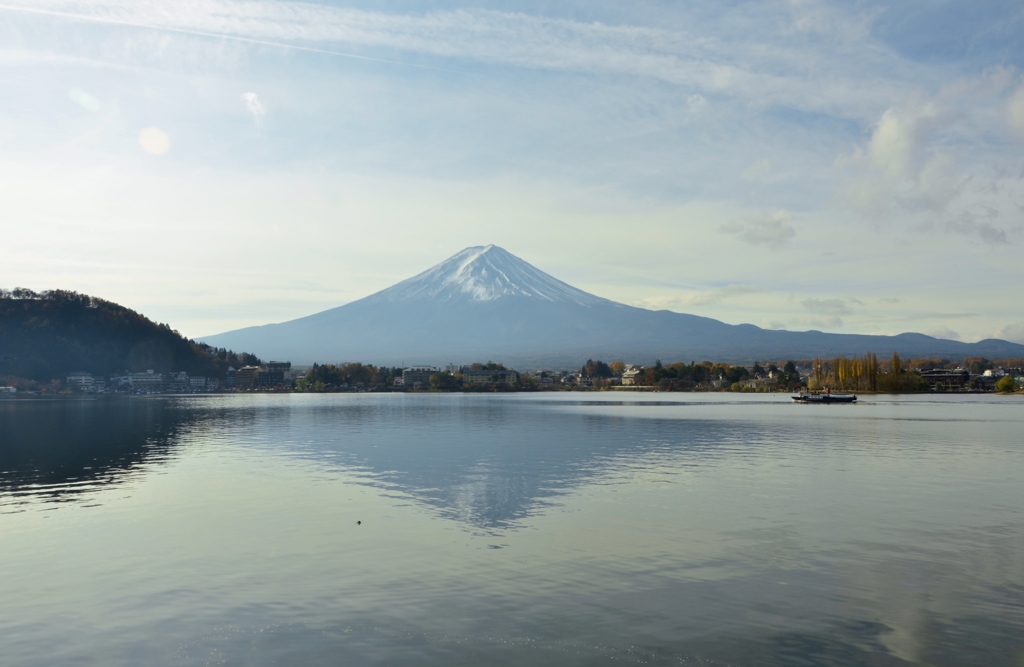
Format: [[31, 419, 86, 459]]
[[129, 370, 164, 393], [66, 372, 95, 391], [621, 367, 642, 386]]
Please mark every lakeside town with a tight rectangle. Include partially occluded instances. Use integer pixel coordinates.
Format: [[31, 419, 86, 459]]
[[3, 355, 1022, 397]]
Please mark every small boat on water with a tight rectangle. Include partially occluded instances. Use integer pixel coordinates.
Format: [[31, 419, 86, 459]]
[[792, 390, 857, 404]]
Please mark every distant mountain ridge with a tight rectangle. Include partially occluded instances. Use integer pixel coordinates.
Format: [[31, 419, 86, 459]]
[[200, 245, 1024, 367]]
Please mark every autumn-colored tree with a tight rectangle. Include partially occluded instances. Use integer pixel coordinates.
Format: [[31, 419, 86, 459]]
[[995, 376, 1017, 393]]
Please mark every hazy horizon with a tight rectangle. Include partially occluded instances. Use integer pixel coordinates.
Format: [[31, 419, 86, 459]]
[[2, 1, 1023, 343]]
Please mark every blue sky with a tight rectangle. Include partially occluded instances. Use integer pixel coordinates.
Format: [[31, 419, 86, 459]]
[[1, 0, 1023, 344]]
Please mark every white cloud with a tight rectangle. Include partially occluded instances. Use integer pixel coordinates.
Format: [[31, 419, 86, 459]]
[[924, 327, 961, 341], [720, 210, 795, 249], [243, 91, 265, 127], [996, 323, 1024, 344], [838, 79, 1024, 245], [838, 99, 954, 213], [866, 103, 936, 180]]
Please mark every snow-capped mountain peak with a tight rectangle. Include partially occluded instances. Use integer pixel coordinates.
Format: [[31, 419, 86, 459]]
[[369, 245, 608, 306]]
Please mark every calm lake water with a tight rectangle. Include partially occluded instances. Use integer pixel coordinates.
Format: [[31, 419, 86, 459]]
[[1, 393, 1022, 666]]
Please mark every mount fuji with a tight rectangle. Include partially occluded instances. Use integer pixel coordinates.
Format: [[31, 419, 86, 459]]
[[201, 245, 1024, 367]]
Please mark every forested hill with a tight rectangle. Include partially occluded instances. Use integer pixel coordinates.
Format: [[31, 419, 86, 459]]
[[0, 289, 260, 383]]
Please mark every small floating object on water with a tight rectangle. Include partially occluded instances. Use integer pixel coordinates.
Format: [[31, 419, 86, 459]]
[[357, 520, 361, 525], [791, 390, 856, 403]]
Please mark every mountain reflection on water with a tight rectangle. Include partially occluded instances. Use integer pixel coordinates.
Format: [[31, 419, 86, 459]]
[[169, 395, 767, 532], [1, 395, 722, 528], [0, 398, 187, 510], [0, 395, 747, 528]]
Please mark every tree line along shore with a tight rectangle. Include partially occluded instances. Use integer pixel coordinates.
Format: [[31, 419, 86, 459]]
[[6, 354, 1021, 396]]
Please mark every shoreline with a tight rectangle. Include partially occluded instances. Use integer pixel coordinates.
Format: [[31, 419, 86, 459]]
[[5, 388, 1019, 400]]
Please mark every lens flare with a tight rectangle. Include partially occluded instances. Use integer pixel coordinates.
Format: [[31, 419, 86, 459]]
[[138, 127, 171, 156]]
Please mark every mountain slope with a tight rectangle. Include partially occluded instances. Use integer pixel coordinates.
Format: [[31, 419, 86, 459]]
[[200, 246, 1024, 366], [0, 289, 260, 382]]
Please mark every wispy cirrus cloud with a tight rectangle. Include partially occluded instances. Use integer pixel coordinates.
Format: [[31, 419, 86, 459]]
[[720, 210, 796, 249], [637, 284, 760, 310], [796, 296, 870, 329], [0, 0, 924, 121], [802, 297, 852, 316]]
